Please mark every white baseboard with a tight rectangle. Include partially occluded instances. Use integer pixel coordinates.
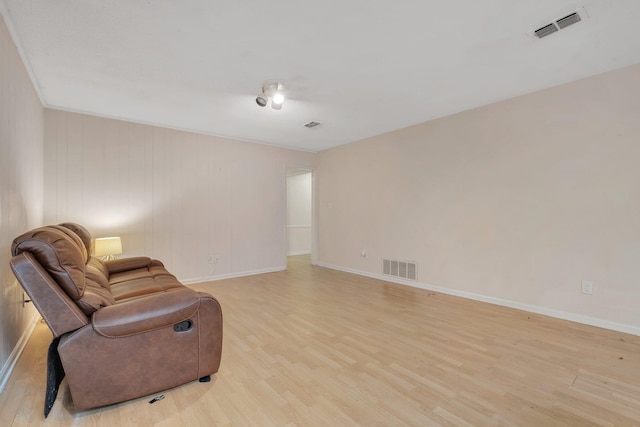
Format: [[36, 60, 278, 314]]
[[180, 266, 286, 285], [287, 250, 311, 256], [0, 313, 40, 393], [317, 262, 640, 337]]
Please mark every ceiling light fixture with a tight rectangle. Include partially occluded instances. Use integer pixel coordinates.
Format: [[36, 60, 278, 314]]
[[256, 82, 285, 110]]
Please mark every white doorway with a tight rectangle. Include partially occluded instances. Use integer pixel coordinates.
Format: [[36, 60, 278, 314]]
[[286, 169, 312, 258]]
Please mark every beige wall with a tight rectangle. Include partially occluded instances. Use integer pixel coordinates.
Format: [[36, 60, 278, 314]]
[[44, 110, 314, 283], [317, 63, 640, 334], [0, 13, 42, 389]]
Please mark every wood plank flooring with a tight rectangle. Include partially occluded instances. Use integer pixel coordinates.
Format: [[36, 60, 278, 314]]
[[1, 255, 639, 426]]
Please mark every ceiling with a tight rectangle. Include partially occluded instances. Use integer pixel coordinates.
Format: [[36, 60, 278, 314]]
[[2, 1, 640, 152]]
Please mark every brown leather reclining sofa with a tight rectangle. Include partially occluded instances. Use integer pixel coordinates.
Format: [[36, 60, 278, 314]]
[[10, 223, 223, 415]]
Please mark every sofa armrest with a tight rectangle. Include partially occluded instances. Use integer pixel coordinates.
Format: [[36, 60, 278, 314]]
[[104, 257, 164, 274], [92, 288, 200, 337]]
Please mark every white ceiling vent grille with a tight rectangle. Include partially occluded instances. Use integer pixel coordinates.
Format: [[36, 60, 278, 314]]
[[556, 12, 581, 29], [533, 8, 588, 39], [383, 258, 417, 281], [534, 23, 558, 39]]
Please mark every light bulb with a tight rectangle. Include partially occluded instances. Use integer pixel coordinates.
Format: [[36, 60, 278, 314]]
[[272, 93, 284, 105]]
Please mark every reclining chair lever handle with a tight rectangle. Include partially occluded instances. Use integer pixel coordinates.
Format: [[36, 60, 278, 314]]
[[173, 319, 193, 332]]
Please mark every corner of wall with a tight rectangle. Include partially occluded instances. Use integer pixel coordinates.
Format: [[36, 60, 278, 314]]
[[0, 6, 45, 395]]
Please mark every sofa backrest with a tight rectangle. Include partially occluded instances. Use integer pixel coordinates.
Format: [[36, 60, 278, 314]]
[[11, 251, 89, 336], [59, 222, 93, 256], [12, 226, 89, 300], [12, 225, 116, 321], [11, 226, 93, 336]]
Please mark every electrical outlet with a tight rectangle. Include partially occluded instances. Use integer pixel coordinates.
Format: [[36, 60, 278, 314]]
[[214, 255, 221, 263], [581, 280, 593, 295], [207, 256, 215, 264]]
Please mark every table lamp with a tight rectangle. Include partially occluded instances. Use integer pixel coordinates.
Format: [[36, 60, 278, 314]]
[[94, 236, 122, 261]]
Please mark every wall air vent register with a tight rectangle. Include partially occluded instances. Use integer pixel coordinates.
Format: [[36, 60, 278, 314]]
[[383, 259, 417, 281]]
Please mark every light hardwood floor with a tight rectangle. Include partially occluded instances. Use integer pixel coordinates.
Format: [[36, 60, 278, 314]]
[[1, 255, 639, 426]]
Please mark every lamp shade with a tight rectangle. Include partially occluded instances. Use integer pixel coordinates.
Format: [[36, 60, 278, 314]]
[[94, 237, 122, 257]]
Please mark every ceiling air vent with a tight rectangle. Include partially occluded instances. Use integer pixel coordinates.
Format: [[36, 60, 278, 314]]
[[556, 12, 581, 29], [304, 121, 321, 128], [534, 23, 558, 39], [532, 7, 588, 39]]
